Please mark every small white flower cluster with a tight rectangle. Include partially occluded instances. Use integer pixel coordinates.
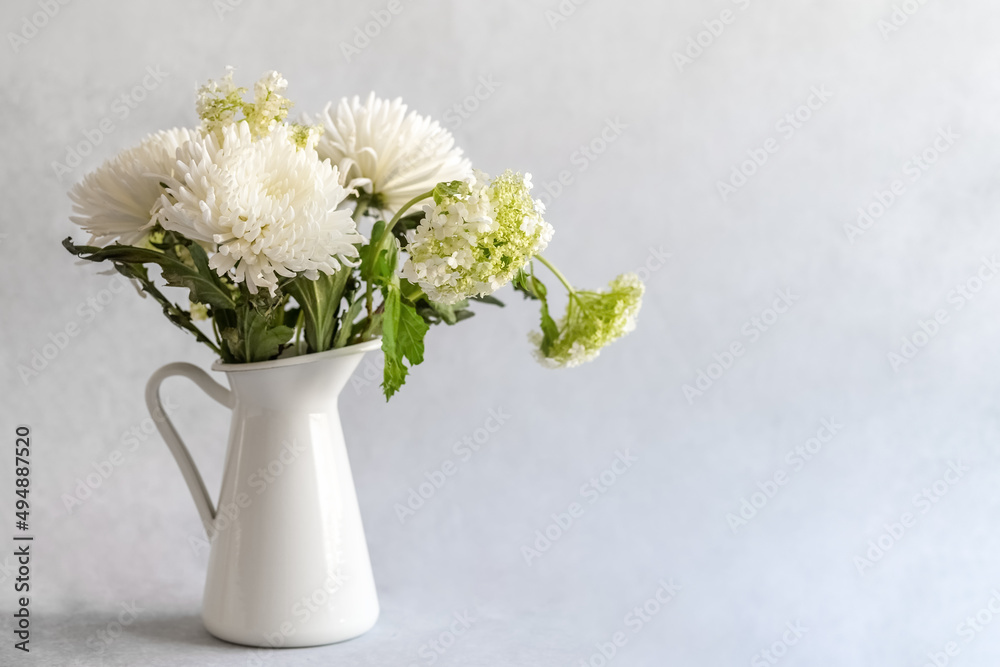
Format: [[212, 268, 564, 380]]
[[401, 170, 554, 304], [196, 67, 294, 143], [530, 273, 645, 368]]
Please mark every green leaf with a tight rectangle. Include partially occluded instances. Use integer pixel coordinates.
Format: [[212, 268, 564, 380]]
[[426, 298, 467, 325], [380, 288, 407, 398], [63, 238, 236, 311], [512, 267, 542, 301], [398, 300, 429, 367], [529, 272, 559, 355], [380, 285, 429, 400], [334, 296, 365, 348], [63, 237, 228, 358], [538, 299, 559, 355], [432, 180, 466, 205], [373, 236, 398, 287], [472, 294, 505, 308], [358, 221, 386, 284], [226, 307, 293, 363], [283, 268, 350, 353]]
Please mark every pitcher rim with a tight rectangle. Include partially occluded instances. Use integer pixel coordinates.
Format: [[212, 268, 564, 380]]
[[211, 338, 382, 373]]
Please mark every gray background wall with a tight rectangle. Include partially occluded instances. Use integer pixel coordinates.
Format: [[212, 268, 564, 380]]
[[2, 0, 1000, 665]]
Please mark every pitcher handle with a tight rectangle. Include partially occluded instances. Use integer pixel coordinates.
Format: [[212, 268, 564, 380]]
[[145, 362, 234, 538]]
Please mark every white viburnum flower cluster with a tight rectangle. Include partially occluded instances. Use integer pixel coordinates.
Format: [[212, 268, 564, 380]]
[[156, 122, 361, 295], [531, 273, 645, 368], [310, 93, 472, 215], [196, 67, 298, 143], [401, 170, 554, 305]]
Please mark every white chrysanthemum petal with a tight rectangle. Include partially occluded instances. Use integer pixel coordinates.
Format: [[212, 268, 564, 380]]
[[157, 122, 362, 295], [308, 93, 472, 214], [69, 128, 200, 245]]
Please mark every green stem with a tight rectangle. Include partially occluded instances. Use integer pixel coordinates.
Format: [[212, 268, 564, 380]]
[[535, 254, 575, 295], [294, 309, 305, 350], [363, 189, 433, 322], [384, 189, 434, 237], [365, 281, 374, 321], [352, 192, 371, 223], [211, 313, 223, 350], [141, 279, 223, 356]]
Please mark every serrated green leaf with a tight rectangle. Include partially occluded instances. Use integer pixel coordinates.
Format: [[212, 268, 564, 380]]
[[432, 180, 466, 205], [398, 301, 428, 367], [380, 285, 429, 400], [380, 287, 407, 399]]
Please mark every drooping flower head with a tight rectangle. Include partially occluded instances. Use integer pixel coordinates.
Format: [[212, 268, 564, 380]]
[[156, 122, 362, 295], [401, 170, 554, 304], [310, 93, 472, 214], [531, 273, 645, 368], [68, 128, 201, 246]]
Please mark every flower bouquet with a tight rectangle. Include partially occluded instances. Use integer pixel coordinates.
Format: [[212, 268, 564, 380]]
[[62, 69, 647, 646], [64, 69, 644, 397]]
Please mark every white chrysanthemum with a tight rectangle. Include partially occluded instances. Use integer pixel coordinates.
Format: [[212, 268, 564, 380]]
[[530, 273, 645, 369], [401, 170, 554, 304], [69, 128, 200, 245], [309, 93, 472, 214], [156, 121, 362, 295]]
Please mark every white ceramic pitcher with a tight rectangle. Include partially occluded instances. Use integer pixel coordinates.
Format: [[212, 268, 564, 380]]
[[144, 339, 382, 648]]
